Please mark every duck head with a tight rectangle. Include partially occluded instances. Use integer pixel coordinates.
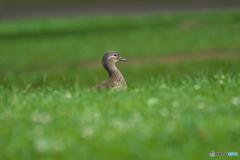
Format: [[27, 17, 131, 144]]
[[102, 51, 126, 70]]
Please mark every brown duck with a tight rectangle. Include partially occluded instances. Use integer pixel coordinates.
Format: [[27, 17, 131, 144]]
[[93, 51, 127, 90]]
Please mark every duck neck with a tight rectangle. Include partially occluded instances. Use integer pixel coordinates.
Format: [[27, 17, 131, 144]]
[[106, 63, 123, 80]]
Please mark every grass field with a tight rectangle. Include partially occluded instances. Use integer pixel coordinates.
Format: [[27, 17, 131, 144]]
[[0, 10, 240, 159]]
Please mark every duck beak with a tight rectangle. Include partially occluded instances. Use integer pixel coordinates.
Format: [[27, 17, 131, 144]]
[[119, 57, 127, 61]]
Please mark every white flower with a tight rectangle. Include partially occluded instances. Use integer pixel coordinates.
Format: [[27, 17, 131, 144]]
[[82, 127, 94, 139], [160, 108, 168, 116], [93, 112, 100, 118], [197, 102, 205, 109], [172, 112, 180, 119], [64, 93, 72, 99], [173, 101, 180, 107], [219, 80, 224, 84], [34, 139, 64, 153], [231, 97, 239, 105], [134, 89, 139, 92], [31, 112, 52, 124], [35, 139, 49, 153], [194, 85, 200, 90]]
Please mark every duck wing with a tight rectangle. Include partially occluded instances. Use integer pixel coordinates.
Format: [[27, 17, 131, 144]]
[[92, 79, 114, 90]]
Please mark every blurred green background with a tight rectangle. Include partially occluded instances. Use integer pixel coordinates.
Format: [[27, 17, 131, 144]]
[[1, 10, 240, 88]]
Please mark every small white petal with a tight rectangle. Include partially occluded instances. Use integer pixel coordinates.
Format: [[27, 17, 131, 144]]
[[173, 101, 180, 107], [194, 85, 200, 90], [64, 93, 72, 99], [160, 108, 168, 116], [219, 80, 224, 84], [231, 97, 239, 105]]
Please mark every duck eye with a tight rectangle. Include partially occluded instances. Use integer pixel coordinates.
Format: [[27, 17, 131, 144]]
[[114, 54, 117, 57]]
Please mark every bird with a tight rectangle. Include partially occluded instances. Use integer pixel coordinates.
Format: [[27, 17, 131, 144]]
[[92, 51, 127, 90]]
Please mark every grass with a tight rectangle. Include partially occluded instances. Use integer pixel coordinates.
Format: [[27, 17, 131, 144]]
[[0, 10, 240, 159], [0, 74, 240, 160], [1, 10, 240, 88]]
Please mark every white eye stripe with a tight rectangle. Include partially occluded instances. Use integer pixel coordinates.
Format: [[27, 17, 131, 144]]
[[107, 55, 117, 60]]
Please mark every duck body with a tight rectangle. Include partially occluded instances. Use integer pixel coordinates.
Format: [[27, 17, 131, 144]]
[[93, 51, 127, 90]]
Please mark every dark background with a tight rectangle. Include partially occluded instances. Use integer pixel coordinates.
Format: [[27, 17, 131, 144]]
[[1, 0, 240, 20]]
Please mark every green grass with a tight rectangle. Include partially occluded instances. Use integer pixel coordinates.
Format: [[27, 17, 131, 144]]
[[0, 10, 240, 159], [0, 10, 240, 88], [1, 74, 240, 160]]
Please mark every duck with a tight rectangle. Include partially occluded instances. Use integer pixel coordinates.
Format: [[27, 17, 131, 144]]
[[92, 51, 127, 90]]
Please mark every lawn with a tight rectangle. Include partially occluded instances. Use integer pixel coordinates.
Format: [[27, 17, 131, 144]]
[[0, 10, 240, 159], [0, 10, 240, 88], [1, 75, 240, 160]]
